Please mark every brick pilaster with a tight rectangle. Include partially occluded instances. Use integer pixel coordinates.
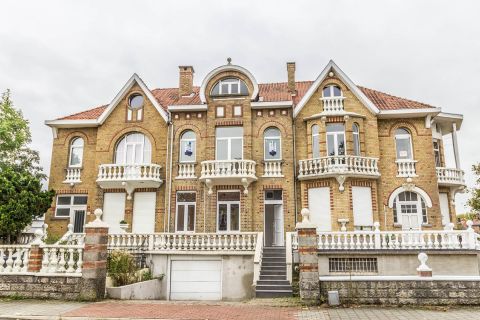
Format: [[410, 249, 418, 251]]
[[27, 244, 43, 272]]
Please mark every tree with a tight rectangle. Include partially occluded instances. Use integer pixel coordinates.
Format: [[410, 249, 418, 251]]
[[0, 90, 54, 241], [467, 163, 480, 216]]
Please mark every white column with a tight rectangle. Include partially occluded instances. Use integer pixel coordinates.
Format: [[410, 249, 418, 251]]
[[451, 122, 461, 169]]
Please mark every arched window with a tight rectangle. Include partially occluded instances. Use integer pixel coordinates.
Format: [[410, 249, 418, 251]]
[[127, 93, 144, 121], [69, 137, 84, 167], [264, 127, 281, 160], [311, 125, 320, 158], [211, 78, 248, 96], [115, 133, 152, 164], [392, 191, 428, 229], [352, 123, 360, 156], [180, 130, 196, 162], [395, 128, 413, 160], [322, 85, 342, 98]]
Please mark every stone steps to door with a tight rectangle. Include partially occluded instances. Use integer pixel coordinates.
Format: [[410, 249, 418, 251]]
[[255, 289, 293, 298], [255, 247, 292, 298]]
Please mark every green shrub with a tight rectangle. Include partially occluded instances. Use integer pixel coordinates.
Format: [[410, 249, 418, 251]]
[[107, 250, 137, 287], [44, 234, 60, 244], [141, 270, 153, 282]]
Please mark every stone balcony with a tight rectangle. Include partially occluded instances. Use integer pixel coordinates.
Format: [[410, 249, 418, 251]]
[[262, 160, 284, 178], [176, 163, 196, 179], [200, 160, 257, 194], [97, 163, 163, 199], [436, 167, 466, 187], [321, 96, 345, 114], [63, 168, 82, 185], [396, 159, 418, 177], [298, 155, 380, 190]]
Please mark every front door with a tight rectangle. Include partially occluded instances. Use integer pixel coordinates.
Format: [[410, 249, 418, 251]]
[[264, 190, 284, 247], [272, 204, 284, 246], [72, 209, 86, 233], [217, 191, 240, 232], [400, 208, 421, 230]]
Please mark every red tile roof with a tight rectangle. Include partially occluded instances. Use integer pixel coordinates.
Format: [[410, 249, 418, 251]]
[[57, 81, 435, 120]]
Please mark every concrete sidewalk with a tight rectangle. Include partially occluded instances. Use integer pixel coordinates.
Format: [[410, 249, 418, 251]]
[[1, 299, 480, 320]]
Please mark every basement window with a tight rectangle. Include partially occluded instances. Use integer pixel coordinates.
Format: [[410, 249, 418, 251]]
[[329, 258, 378, 274]]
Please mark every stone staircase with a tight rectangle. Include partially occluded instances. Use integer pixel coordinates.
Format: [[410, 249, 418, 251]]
[[255, 246, 293, 298]]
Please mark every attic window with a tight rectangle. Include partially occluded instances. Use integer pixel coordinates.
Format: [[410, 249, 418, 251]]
[[211, 78, 248, 96], [128, 94, 144, 109], [323, 85, 342, 98]]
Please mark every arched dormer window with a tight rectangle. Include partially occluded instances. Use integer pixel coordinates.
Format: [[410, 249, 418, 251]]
[[115, 132, 152, 164], [127, 93, 144, 122], [211, 78, 248, 96], [264, 127, 281, 160], [180, 130, 196, 162], [352, 123, 360, 156], [395, 128, 413, 160], [311, 125, 320, 158], [322, 85, 342, 98], [69, 137, 84, 167]]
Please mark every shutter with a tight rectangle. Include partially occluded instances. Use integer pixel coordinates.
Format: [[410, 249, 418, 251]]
[[352, 186, 373, 227]]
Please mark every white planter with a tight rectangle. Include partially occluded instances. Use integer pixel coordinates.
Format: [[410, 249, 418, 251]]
[[106, 279, 162, 300]]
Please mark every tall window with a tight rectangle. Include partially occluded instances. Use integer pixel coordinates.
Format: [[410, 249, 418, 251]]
[[395, 128, 413, 160], [115, 133, 152, 164], [311, 125, 320, 158], [180, 130, 196, 162], [217, 191, 240, 232], [326, 123, 346, 156], [352, 123, 360, 156], [176, 192, 196, 232], [211, 78, 248, 96], [392, 191, 427, 229], [322, 85, 342, 97], [216, 127, 243, 160], [69, 137, 84, 167], [433, 140, 441, 167], [264, 127, 281, 160]]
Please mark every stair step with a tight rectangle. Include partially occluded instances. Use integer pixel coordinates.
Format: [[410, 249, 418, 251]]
[[255, 290, 293, 298], [262, 257, 286, 261], [256, 284, 292, 291], [260, 266, 286, 271], [261, 262, 287, 267], [259, 275, 288, 280], [257, 280, 291, 286], [262, 254, 286, 258], [261, 270, 286, 276]]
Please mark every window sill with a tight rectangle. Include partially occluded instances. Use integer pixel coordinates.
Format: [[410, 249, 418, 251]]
[[51, 216, 70, 221]]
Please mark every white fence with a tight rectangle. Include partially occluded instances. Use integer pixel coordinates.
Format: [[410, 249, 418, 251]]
[[0, 245, 30, 273], [40, 245, 83, 274]]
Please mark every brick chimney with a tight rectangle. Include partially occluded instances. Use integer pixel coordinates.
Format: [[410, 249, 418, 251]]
[[179, 66, 194, 96], [287, 62, 296, 94]]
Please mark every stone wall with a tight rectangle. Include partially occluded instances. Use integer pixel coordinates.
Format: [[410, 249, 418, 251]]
[[0, 275, 81, 300], [320, 279, 480, 305]]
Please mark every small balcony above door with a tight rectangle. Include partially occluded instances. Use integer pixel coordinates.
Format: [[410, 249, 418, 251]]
[[200, 160, 257, 195]]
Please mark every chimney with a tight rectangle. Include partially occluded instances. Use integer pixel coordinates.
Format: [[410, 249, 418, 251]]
[[287, 62, 296, 94], [179, 66, 194, 96]]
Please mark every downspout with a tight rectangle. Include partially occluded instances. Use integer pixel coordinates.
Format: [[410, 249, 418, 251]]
[[167, 119, 174, 233], [163, 120, 171, 232], [292, 106, 298, 225]]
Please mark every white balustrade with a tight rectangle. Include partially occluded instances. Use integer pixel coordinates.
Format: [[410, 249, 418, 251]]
[[40, 245, 83, 274], [176, 163, 196, 179], [0, 246, 30, 273], [253, 232, 263, 285], [200, 160, 256, 179], [298, 156, 379, 178], [321, 96, 345, 113], [262, 160, 283, 177], [97, 164, 162, 182], [108, 234, 150, 252], [396, 159, 417, 177], [285, 232, 294, 284], [63, 168, 82, 184], [436, 167, 465, 186]]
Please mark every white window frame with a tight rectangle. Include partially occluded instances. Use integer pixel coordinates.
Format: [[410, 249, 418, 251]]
[[322, 85, 342, 97], [179, 131, 196, 163], [175, 192, 196, 233], [433, 139, 441, 167], [395, 129, 414, 160], [55, 194, 88, 219], [215, 127, 243, 161], [115, 133, 152, 165], [393, 192, 428, 226], [68, 137, 84, 168], [216, 190, 241, 233], [326, 123, 346, 156], [233, 105, 242, 117], [311, 125, 320, 159], [352, 123, 361, 156], [263, 128, 282, 161], [219, 78, 242, 95], [216, 106, 225, 117]]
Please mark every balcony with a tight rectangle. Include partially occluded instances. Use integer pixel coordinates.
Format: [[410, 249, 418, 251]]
[[262, 160, 283, 178], [436, 167, 466, 187], [97, 163, 163, 199], [176, 163, 196, 179], [63, 168, 82, 185], [200, 160, 257, 194], [321, 96, 345, 114], [396, 160, 417, 177]]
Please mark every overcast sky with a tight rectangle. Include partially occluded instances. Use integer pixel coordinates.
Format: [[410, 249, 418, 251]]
[[1, 0, 478, 213]]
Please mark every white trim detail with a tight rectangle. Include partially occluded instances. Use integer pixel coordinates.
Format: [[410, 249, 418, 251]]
[[378, 108, 441, 119], [199, 64, 259, 103], [168, 104, 207, 112], [250, 101, 293, 109], [388, 186, 433, 208], [293, 60, 379, 118]]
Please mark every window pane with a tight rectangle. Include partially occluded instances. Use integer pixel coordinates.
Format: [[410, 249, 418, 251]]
[[181, 131, 195, 140], [73, 196, 87, 205], [333, 86, 341, 96], [216, 127, 243, 138], [264, 127, 280, 137], [239, 81, 248, 95], [57, 196, 71, 206], [115, 139, 125, 164], [180, 140, 196, 162], [56, 208, 70, 217], [312, 135, 320, 158], [327, 135, 335, 156], [337, 133, 345, 156], [187, 205, 195, 231], [211, 83, 220, 95], [323, 87, 331, 97], [135, 144, 142, 163], [177, 192, 196, 202], [218, 192, 240, 201], [218, 204, 228, 231], [126, 144, 134, 164], [72, 138, 84, 147], [177, 205, 185, 231], [353, 134, 360, 156], [265, 138, 280, 160], [231, 83, 239, 94], [70, 148, 83, 166], [396, 138, 412, 159], [395, 128, 410, 135], [312, 125, 319, 135], [233, 106, 242, 116], [216, 139, 228, 160], [230, 204, 240, 231], [231, 138, 243, 160], [265, 190, 282, 200], [221, 83, 229, 94], [327, 123, 344, 132]]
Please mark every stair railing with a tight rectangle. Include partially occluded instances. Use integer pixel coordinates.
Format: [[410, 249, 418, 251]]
[[253, 232, 264, 286], [286, 232, 295, 284]]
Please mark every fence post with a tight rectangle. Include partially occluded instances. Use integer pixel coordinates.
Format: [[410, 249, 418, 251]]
[[466, 220, 476, 250], [28, 230, 44, 272], [296, 208, 319, 305], [79, 209, 109, 301], [373, 222, 381, 249]]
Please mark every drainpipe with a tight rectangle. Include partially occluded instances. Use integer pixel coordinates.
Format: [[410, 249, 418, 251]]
[[163, 121, 170, 233], [167, 120, 174, 233], [292, 108, 298, 225]]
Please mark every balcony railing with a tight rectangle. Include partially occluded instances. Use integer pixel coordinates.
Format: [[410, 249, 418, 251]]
[[298, 156, 380, 179], [176, 163, 196, 179], [436, 167, 466, 186], [63, 168, 82, 185], [200, 160, 257, 194], [396, 159, 417, 177], [97, 164, 162, 182], [321, 96, 345, 113], [262, 160, 283, 177]]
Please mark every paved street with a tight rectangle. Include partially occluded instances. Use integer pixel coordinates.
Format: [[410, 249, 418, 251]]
[[1, 299, 480, 320]]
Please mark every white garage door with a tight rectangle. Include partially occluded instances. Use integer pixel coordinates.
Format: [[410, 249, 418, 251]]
[[170, 260, 222, 300], [308, 187, 331, 231]]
